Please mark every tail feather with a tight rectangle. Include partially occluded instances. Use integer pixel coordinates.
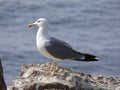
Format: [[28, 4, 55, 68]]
[[73, 53, 99, 62]]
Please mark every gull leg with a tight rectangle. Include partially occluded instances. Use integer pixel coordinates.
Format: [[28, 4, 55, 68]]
[[45, 60, 58, 77], [52, 60, 57, 72], [43, 60, 57, 71], [51, 60, 58, 75]]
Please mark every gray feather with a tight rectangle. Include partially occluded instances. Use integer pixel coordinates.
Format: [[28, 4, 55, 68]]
[[45, 37, 83, 59]]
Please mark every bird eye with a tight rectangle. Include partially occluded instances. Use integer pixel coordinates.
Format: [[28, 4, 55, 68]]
[[37, 21, 40, 22]]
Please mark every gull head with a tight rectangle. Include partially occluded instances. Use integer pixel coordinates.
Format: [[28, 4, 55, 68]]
[[28, 18, 47, 28]]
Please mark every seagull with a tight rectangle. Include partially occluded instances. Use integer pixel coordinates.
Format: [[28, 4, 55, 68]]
[[28, 18, 99, 72]]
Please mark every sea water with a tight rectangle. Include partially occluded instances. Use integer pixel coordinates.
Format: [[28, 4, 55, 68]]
[[0, 0, 120, 84]]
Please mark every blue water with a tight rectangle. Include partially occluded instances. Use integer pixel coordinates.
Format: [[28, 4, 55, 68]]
[[0, 0, 120, 85]]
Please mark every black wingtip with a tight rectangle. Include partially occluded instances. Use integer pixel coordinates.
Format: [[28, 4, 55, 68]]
[[84, 54, 99, 61]]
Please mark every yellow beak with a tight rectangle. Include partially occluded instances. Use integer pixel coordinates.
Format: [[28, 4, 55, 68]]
[[28, 23, 37, 27]]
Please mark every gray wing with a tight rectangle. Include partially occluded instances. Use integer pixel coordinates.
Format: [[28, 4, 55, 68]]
[[45, 37, 82, 59]]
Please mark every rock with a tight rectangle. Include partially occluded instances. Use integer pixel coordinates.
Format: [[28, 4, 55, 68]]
[[8, 63, 120, 90], [0, 59, 7, 90]]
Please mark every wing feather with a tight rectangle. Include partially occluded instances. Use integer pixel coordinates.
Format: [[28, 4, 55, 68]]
[[45, 37, 80, 59]]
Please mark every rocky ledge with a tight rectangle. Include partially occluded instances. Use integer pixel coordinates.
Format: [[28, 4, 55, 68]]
[[8, 63, 120, 90], [0, 59, 7, 90]]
